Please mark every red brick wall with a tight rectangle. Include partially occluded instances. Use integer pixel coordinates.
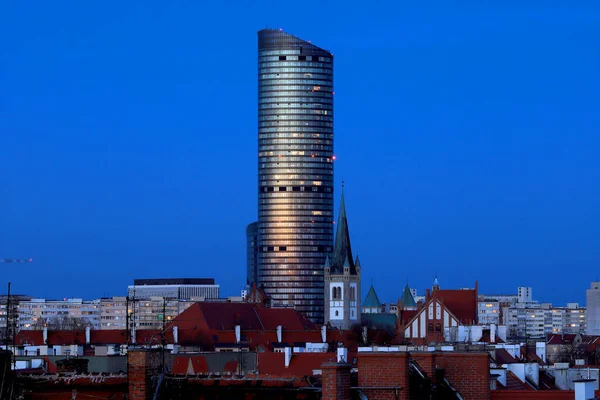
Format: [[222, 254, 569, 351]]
[[435, 352, 489, 400], [128, 349, 161, 400], [321, 362, 351, 400], [358, 352, 489, 400], [358, 353, 409, 400]]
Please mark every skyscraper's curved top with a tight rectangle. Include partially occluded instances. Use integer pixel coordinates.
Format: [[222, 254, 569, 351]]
[[257, 29, 334, 323]]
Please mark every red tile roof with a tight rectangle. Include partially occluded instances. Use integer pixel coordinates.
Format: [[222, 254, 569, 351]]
[[15, 330, 44, 346], [254, 308, 316, 331], [498, 371, 535, 391], [257, 352, 335, 377], [494, 348, 518, 364], [90, 330, 128, 345], [47, 330, 86, 345], [431, 289, 477, 324], [172, 355, 209, 375]]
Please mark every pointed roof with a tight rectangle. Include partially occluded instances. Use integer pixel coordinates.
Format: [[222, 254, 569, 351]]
[[401, 284, 416, 307], [324, 255, 331, 268], [330, 186, 357, 275], [433, 276, 440, 290], [354, 255, 361, 270], [363, 285, 382, 308], [343, 255, 351, 268]]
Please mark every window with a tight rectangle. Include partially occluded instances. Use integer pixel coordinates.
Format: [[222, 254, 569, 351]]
[[335, 310, 339, 317], [428, 323, 433, 333], [435, 324, 441, 334], [279, 56, 286, 61]]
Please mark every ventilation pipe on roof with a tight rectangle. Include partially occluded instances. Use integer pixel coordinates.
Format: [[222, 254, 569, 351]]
[[321, 325, 326, 343], [337, 347, 348, 363], [277, 325, 282, 343], [284, 346, 292, 367], [85, 326, 91, 344], [131, 328, 136, 345], [43, 327, 48, 345], [235, 325, 241, 344], [490, 324, 496, 344], [173, 326, 178, 344]]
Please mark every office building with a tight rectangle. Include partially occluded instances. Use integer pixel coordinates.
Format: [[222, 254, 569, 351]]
[[246, 221, 259, 286], [257, 29, 335, 322], [587, 282, 600, 335], [127, 278, 219, 300]]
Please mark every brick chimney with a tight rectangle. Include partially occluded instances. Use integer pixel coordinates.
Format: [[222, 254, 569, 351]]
[[128, 349, 161, 400], [321, 362, 351, 400]]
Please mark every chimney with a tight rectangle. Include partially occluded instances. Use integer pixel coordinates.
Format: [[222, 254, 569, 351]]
[[43, 327, 48, 344], [284, 347, 292, 367], [277, 325, 282, 343], [173, 326, 178, 344], [490, 324, 496, 344], [362, 326, 368, 344], [337, 347, 348, 363], [85, 326, 91, 344], [131, 327, 136, 345], [574, 379, 595, 400], [321, 325, 327, 343], [235, 325, 241, 343]]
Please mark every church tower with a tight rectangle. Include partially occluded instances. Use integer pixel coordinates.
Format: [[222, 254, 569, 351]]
[[324, 187, 361, 329]]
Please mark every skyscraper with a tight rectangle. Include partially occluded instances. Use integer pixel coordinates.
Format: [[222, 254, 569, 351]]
[[246, 221, 259, 287], [257, 29, 334, 322]]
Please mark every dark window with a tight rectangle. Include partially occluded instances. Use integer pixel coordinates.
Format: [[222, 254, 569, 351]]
[[428, 323, 434, 333], [267, 246, 274, 251], [279, 187, 286, 191], [299, 56, 306, 61], [279, 246, 287, 251], [435, 323, 441, 333], [292, 186, 301, 192], [279, 56, 286, 61], [267, 187, 274, 192]]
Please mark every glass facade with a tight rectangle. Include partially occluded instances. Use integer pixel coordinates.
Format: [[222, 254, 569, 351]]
[[246, 221, 259, 286], [257, 29, 334, 323]]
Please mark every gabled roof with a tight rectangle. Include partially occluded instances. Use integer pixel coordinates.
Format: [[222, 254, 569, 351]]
[[361, 313, 396, 331], [401, 284, 416, 307], [430, 289, 477, 324], [363, 285, 382, 308]]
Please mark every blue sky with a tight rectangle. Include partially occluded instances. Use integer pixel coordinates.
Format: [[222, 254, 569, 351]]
[[1, 1, 599, 305]]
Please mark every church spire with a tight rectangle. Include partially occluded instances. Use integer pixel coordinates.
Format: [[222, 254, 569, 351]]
[[332, 183, 355, 274]]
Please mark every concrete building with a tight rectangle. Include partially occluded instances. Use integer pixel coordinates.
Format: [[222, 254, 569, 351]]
[[324, 190, 360, 330], [100, 296, 197, 330], [127, 278, 219, 300], [18, 298, 101, 330], [478, 300, 500, 325], [505, 303, 586, 339], [517, 286, 533, 303], [257, 29, 335, 323], [587, 282, 600, 335]]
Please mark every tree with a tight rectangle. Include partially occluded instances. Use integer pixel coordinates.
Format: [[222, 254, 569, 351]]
[[32, 316, 93, 330]]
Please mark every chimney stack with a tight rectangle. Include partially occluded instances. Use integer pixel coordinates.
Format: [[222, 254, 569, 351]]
[[43, 327, 48, 344], [321, 325, 327, 343], [235, 325, 241, 343], [85, 326, 91, 344], [277, 325, 282, 343], [284, 347, 292, 367]]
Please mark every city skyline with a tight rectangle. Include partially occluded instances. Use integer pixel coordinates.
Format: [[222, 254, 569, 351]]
[[2, 2, 600, 306]]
